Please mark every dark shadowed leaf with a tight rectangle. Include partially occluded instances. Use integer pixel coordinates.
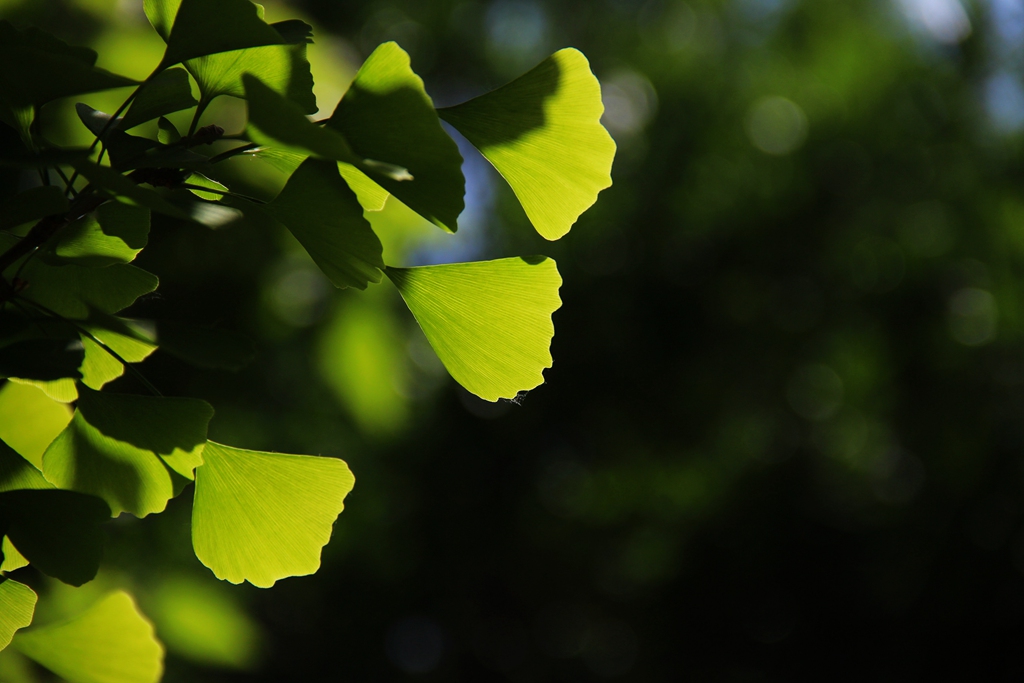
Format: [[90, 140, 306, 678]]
[[148, 0, 284, 68], [266, 158, 384, 289], [327, 42, 464, 232], [0, 489, 109, 585], [0, 187, 68, 231], [120, 68, 197, 131]]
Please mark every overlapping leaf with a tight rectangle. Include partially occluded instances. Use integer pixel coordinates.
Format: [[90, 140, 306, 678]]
[[43, 388, 213, 517], [50, 201, 150, 267], [0, 489, 109, 585], [148, 0, 285, 69], [0, 580, 35, 652], [0, 21, 137, 139], [192, 441, 355, 588], [327, 42, 464, 231], [121, 68, 197, 131], [439, 48, 615, 240], [14, 590, 164, 683], [387, 257, 562, 401], [266, 158, 384, 289], [0, 382, 73, 468]]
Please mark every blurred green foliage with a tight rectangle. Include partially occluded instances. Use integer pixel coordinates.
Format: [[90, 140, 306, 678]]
[[4, 0, 1024, 680]]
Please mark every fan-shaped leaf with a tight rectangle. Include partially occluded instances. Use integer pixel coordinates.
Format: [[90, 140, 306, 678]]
[[14, 590, 164, 683], [266, 158, 384, 289], [187, 43, 316, 114], [43, 388, 213, 517], [0, 580, 35, 652], [0, 537, 28, 573], [120, 68, 197, 131], [387, 257, 562, 401], [192, 441, 354, 588], [439, 48, 615, 240], [0, 439, 51, 493], [327, 42, 464, 232], [51, 202, 150, 267]]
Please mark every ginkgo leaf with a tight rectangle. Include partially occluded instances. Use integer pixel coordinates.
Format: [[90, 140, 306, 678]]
[[0, 439, 51, 492], [387, 257, 562, 401], [0, 186, 68, 231], [0, 382, 73, 469], [14, 590, 164, 683], [8, 377, 78, 403], [0, 537, 29, 573], [0, 580, 36, 652], [327, 42, 464, 232], [150, 0, 284, 69], [43, 389, 213, 517], [192, 441, 355, 588], [0, 231, 158, 320], [51, 202, 150, 267], [70, 161, 189, 220], [78, 320, 157, 390], [186, 42, 316, 114], [266, 158, 384, 289], [438, 48, 615, 240], [0, 489, 109, 585], [120, 67, 197, 131], [184, 172, 227, 201], [245, 145, 388, 212]]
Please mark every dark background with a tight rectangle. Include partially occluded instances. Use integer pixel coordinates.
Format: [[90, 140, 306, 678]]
[[5, 0, 1024, 680]]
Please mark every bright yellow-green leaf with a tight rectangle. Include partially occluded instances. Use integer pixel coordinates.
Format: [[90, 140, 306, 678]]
[[0, 580, 36, 652], [328, 42, 464, 232], [1, 537, 29, 573], [148, 574, 261, 669], [8, 378, 78, 403], [266, 158, 384, 289], [387, 257, 562, 401], [184, 172, 226, 201], [439, 48, 615, 240], [51, 202, 150, 267], [338, 162, 389, 212], [192, 441, 355, 588], [14, 590, 164, 683], [43, 389, 213, 517], [81, 318, 158, 390], [0, 382, 73, 468]]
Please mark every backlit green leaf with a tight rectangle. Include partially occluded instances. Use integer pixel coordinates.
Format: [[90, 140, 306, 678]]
[[328, 42, 464, 231], [0, 537, 29, 573], [387, 257, 562, 401], [0, 382, 73, 468], [14, 590, 164, 683], [79, 319, 158, 390], [0, 439, 51, 493], [338, 163, 389, 212], [70, 161, 188, 219], [156, 117, 181, 145], [192, 441, 355, 588], [184, 172, 226, 201], [187, 43, 316, 114], [266, 158, 384, 289], [51, 202, 150, 267], [0, 186, 68, 231], [0, 489, 109, 585], [0, 580, 35, 652], [120, 68, 197, 131], [18, 260, 158, 320], [150, 0, 284, 69], [439, 48, 615, 240], [43, 388, 213, 517]]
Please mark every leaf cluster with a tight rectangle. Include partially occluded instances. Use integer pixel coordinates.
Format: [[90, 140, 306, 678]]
[[0, 1, 614, 679]]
